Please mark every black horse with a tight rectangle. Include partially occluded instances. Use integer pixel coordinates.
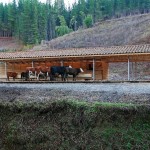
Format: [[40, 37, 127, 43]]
[[50, 66, 72, 81], [21, 72, 29, 81], [65, 67, 84, 81]]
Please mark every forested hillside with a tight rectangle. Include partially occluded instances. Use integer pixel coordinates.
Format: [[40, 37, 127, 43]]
[[0, 0, 150, 45], [33, 13, 150, 50]]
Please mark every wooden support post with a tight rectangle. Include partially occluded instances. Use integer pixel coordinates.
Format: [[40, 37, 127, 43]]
[[131, 62, 134, 80], [92, 59, 95, 81], [128, 57, 130, 81], [32, 61, 34, 67], [60, 60, 64, 66], [135, 62, 137, 80], [5, 62, 7, 77]]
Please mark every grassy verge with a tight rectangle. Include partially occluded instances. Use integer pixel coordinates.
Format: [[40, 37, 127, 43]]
[[0, 100, 150, 150]]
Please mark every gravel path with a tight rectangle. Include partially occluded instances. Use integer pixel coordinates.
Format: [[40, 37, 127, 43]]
[[0, 83, 150, 104]]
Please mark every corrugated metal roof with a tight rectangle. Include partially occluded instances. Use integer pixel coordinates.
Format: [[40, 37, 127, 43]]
[[0, 44, 150, 60]]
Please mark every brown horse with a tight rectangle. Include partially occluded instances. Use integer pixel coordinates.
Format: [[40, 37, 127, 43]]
[[26, 66, 50, 80], [36, 66, 50, 80], [7, 72, 18, 81]]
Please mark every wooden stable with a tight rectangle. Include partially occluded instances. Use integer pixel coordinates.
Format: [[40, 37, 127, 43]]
[[0, 44, 149, 81]]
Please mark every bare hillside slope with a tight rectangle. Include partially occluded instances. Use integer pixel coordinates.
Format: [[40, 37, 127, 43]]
[[0, 37, 23, 51], [34, 13, 150, 50]]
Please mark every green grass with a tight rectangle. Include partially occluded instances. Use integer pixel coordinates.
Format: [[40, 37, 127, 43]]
[[0, 100, 150, 150]]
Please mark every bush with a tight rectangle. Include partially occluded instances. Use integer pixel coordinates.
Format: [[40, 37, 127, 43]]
[[84, 15, 93, 28]]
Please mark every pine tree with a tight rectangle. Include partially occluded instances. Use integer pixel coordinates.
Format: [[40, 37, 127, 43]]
[[55, 15, 72, 37], [46, 1, 57, 40], [7, 0, 17, 36], [37, 3, 47, 42], [0, 3, 4, 36], [29, 0, 39, 44], [22, 0, 31, 44]]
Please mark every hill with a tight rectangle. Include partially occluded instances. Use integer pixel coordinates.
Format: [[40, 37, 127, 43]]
[[1, 14, 150, 51], [33, 13, 150, 50], [0, 37, 23, 51]]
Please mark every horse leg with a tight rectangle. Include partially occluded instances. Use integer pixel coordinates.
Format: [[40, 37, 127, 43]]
[[50, 74, 54, 81], [64, 73, 68, 82], [61, 74, 64, 81], [63, 74, 66, 81], [25, 73, 29, 81], [21, 75, 24, 81], [74, 75, 77, 81], [65, 74, 68, 82], [73, 75, 75, 81], [46, 72, 49, 80], [37, 73, 40, 80], [66, 74, 69, 82]]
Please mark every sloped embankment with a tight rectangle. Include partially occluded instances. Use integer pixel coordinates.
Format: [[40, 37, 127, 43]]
[[1, 100, 150, 149]]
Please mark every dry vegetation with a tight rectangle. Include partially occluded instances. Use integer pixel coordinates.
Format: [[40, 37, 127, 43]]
[[0, 38, 23, 51], [34, 13, 150, 50]]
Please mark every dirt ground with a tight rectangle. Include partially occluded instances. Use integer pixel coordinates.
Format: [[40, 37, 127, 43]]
[[0, 83, 149, 104]]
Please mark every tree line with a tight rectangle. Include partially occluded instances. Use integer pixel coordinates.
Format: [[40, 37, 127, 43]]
[[0, 0, 150, 44]]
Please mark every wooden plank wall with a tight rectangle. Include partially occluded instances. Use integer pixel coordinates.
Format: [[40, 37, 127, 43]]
[[0, 62, 5, 78], [0, 62, 34, 79]]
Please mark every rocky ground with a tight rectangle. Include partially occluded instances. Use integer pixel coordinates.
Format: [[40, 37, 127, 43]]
[[0, 83, 150, 104]]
